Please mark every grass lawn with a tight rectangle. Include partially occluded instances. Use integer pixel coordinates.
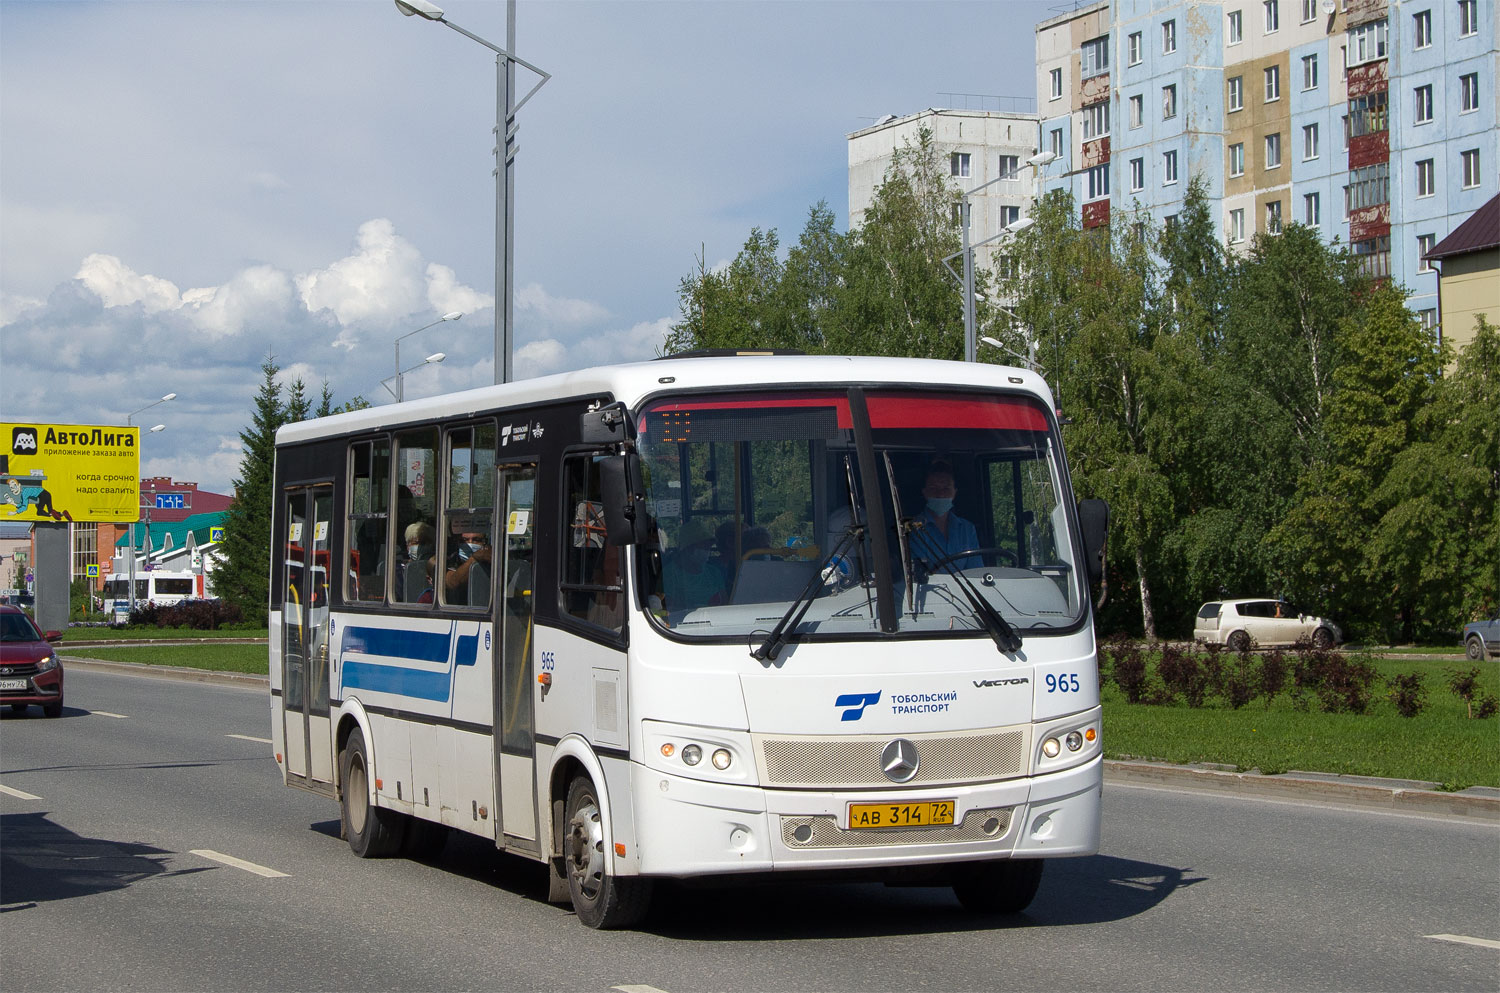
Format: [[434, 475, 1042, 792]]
[[62, 626, 268, 642], [1102, 654, 1500, 789], [64, 643, 269, 675]]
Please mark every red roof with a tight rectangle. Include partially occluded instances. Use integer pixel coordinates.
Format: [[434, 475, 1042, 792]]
[[1424, 194, 1500, 261]]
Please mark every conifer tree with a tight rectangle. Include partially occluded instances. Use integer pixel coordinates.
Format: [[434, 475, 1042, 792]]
[[219, 354, 284, 624]]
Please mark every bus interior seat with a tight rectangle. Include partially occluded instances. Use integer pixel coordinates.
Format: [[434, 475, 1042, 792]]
[[468, 558, 491, 608]]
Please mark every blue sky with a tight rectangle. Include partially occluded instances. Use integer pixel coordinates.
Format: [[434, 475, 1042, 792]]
[[0, 0, 1054, 493]]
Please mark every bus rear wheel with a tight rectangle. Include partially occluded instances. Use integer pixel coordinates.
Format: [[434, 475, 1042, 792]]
[[952, 858, 1045, 915], [340, 728, 405, 858], [564, 776, 652, 929]]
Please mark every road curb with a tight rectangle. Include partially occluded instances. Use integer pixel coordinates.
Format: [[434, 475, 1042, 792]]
[[1105, 759, 1500, 823], [59, 655, 270, 689]]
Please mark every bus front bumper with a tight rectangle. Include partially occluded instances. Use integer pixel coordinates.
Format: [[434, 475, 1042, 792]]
[[629, 755, 1101, 878]]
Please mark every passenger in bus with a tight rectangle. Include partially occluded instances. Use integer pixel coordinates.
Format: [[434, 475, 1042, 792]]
[[663, 518, 727, 611], [442, 531, 491, 605], [914, 460, 981, 571], [401, 521, 436, 602], [417, 557, 436, 604]]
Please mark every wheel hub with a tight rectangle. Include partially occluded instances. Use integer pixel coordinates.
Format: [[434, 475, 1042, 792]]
[[566, 799, 605, 900]]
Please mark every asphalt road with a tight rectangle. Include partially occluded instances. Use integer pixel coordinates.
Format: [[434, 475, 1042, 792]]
[[2, 667, 1496, 993]]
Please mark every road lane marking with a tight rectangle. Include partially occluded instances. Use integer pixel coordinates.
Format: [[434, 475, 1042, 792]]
[[190, 849, 289, 878], [0, 784, 41, 800], [91, 711, 129, 719], [613, 987, 673, 993], [226, 734, 273, 744], [1426, 934, 1500, 950]]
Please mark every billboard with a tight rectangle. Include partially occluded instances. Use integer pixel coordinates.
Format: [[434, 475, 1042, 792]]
[[1, 423, 141, 523]]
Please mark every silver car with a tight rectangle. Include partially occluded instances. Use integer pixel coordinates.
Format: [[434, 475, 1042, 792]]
[[1194, 599, 1341, 651], [1463, 613, 1499, 661]]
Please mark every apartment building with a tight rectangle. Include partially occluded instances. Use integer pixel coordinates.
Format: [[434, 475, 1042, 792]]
[[1035, 0, 1497, 343]]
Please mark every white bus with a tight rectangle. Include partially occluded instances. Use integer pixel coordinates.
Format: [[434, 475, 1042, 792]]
[[101, 569, 202, 616], [269, 353, 1109, 928]]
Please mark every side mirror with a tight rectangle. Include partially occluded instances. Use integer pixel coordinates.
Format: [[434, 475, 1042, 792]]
[[580, 402, 630, 445], [598, 454, 647, 546], [1077, 499, 1108, 586], [44, 631, 63, 643]]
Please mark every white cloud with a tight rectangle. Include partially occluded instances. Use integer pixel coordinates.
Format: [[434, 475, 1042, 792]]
[[294, 218, 426, 326], [426, 263, 493, 317], [515, 315, 672, 379], [515, 283, 610, 327], [182, 264, 294, 338], [0, 291, 45, 326], [75, 253, 182, 312]]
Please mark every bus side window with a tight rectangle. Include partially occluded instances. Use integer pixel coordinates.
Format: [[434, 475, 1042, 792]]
[[347, 438, 391, 602], [559, 454, 623, 632]]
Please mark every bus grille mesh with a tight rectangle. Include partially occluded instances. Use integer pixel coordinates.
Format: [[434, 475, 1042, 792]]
[[756, 729, 1027, 789], [780, 807, 1013, 848]]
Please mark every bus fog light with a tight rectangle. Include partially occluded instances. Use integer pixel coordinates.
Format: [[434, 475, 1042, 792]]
[[660, 743, 675, 758], [682, 744, 703, 766], [1042, 737, 1061, 758], [711, 748, 732, 770], [1065, 731, 1084, 752], [1085, 727, 1097, 742]]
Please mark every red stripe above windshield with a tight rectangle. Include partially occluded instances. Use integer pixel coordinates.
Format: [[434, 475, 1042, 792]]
[[645, 396, 853, 428], [866, 395, 1048, 431]]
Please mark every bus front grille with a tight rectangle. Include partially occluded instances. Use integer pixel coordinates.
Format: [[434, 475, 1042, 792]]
[[779, 807, 1013, 848], [755, 728, 1028, 789]]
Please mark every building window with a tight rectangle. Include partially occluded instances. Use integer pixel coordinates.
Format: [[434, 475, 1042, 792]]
[[1130, 93, 1144, 128], [1415, 84, 1433, 124], [1342, 113, 1351, 148], [1302, 54, 1318, 90], [997, 155, 1018, 179], [1000, 205, 1021, 228], [1050, 67, 1063, 100], [1460, 0, 1478, 35], [1266, 200, 1283, 234], [1228, 9, 1244, 43], [1163, 84, 1178, 119], [1081, 35, 1110, 78], [1164, 149, 1179, 184], [1348, 162, 1390, 208], [1461, 73, 1479, 113], [951, 153, 971, 178], [1349, 20, 1388, 65], [1349, 91, 1388, 136], [950, 201, 967, 228], [1417, 234, 1436, 272], [1419, 308, 1438, 331], [1130, 157, 1145, 191], [1162, 20, 1176, 54], [1265, 132, 1282, 169], [1050, 128, 1063, 158], [1304, 192, 1321, 226], [1229, 142, 1245, 176], [1342, 184, 1351, 220], [1302, 0, 1318, 21], [1228, 76, 1244, 111], [1086, 163, 1110, 201], [1414, 10, 1432, 48], [1083, 100, 1110, 139], [1300, 124, 1317, 160], [1265, 0, 1280, 33], [1416, 158, 1436, 197], [1352, 235, 1391, 278], [1229, 207, 1246, 243], [1129, 31, 1142, 65], [1265, 65, 1281, 101], [1462, 148, 1481, 188]]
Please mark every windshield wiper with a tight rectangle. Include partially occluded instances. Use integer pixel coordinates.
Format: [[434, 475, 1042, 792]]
[[882, 452, 916, 617], [751, 525, 863, 664], [907, 525, 1023, 654]]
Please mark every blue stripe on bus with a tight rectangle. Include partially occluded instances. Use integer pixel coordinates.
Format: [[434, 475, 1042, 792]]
[[456, 631, 478, 666], [341, 660, 452, 701], [340, 625, 452, 663]]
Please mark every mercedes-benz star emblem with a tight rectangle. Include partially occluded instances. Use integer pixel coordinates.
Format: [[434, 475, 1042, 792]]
[[881, 738, 920, 783]]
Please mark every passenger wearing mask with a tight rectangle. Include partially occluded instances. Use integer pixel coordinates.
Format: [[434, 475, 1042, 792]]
[[915, 461, 982, 571], [443, 531, 492, 605]]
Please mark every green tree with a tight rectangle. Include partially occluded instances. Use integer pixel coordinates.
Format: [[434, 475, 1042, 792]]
[[218, 354, 285, 624], [317, 379, 371, 417]]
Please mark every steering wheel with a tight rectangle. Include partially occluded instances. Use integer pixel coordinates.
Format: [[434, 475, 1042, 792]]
[[741, 545, 821, 562], [926, 547, 1017, 571]]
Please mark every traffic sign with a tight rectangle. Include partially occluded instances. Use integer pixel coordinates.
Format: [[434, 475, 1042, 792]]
[[86, 563, 99, 578], [209, 526, 225, 543]]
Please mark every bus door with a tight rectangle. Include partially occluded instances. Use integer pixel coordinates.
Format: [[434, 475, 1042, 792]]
[[495, 463, 539, 851], [282, 484, 335, 789]]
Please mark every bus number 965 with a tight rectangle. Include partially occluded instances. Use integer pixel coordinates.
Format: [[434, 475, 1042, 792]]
[[1045, 673, 1081, 693]]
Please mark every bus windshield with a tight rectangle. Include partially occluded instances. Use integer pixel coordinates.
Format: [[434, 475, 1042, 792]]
[[635, 388, 1085, 643]]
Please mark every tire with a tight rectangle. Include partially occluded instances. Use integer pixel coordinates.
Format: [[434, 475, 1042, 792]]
[[339, 729, 405, 857], [1312, 627, 1334, 650], [1466, 637, 1485, 662], [42, 699, 62, 718], [1227, 630, 1252, 653], [952, 858, 1045, 914], [564, 776, 652, 929]]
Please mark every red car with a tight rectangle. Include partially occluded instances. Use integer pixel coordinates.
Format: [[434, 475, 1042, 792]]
[[0, 605, 64, 717]]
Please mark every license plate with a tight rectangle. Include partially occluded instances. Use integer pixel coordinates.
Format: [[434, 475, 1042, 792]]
[[848, 799, 956, 830], [0, 678, 28, 691]]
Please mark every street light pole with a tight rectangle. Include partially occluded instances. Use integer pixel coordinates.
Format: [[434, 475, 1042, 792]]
[[125, 423, 166, 615], [395, 0, 550, 385], [394, 312, 461, 402]]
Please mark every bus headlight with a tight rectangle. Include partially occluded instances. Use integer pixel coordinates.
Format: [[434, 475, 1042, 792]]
[[1065, 731, 1084, 752], [711, 748, 732, 770], [681, 744, 703, 766], [1042, 737, 1061, 758]]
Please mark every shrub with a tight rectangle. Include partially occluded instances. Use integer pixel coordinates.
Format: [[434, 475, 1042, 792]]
[[1258, 647, 1289, 706], [129, 599, 244, 630], [1446, 667, 1499, 719], [1386, 672, 1427, 718], [1158, 643, 1210, 707], [1291, 640, 1377, 714], [1106, 634, 1150, 704], [1218, 649, 1257, 710]]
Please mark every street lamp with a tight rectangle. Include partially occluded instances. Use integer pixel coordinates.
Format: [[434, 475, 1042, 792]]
[[393, 312, 460, 402], [126, 393, 176, 425], [395, 0, 550, 385], [382, 352, 448, 402], [128, 422, 167, 614]]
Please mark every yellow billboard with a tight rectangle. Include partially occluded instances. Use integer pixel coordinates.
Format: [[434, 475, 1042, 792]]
[[1, 423, 141, 523]]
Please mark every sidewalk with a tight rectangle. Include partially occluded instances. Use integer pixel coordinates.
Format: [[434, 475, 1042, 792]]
[[62, 655, 1500, 824]]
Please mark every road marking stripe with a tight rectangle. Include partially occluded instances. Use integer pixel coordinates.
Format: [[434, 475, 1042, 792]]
[[0, 784, 41, 800], [226, 734, 273, 744], [613, 987, 673, 993], [190, 849, 289, 878], [91, 711, 129, 719], [1426, 934, 1500, 950]]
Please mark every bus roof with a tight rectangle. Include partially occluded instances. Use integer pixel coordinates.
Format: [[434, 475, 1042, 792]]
[[276, 354, 1051, 447]]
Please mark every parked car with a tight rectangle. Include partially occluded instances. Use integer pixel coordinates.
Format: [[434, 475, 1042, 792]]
[[1463, 613, 1500, 661], [1194, 598, 1341, 651], [0, 604, 64, 717]]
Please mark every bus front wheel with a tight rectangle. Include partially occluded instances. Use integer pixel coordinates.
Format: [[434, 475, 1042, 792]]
[[563, 776, 652, 928], [952, 858, 1044, 915], [339, 728, 405, 858]]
